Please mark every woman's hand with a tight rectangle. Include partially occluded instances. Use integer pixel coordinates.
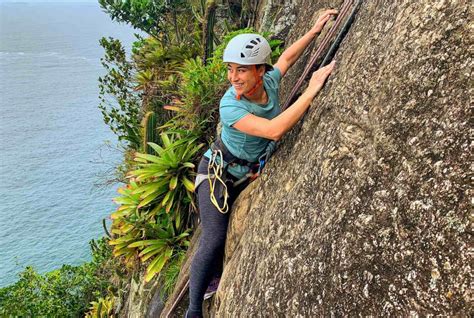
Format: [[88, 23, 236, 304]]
[[305, 61, 336, 98], [311, 9, 338, 35]]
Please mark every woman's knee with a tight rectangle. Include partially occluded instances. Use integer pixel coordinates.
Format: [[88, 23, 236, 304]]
[[199, 230, 227, 249]]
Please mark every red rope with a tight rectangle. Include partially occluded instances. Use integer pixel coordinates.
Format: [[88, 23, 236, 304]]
[[281, 0, 353, 111]]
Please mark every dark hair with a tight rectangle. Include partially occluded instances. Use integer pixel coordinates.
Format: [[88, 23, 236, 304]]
[[256, 64, 274, 73]]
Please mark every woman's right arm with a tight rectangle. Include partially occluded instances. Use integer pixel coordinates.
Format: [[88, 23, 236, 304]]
[[233, 61, 336, 141]]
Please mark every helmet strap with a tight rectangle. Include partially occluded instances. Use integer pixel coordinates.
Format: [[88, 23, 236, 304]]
[[236, 65, 263, 100]]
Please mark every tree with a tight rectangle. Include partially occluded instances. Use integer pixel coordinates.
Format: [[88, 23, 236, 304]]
[[98, 0, 190, 42]]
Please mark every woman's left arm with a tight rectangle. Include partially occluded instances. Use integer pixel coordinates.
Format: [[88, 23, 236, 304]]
[[274, 9, 338, 77]]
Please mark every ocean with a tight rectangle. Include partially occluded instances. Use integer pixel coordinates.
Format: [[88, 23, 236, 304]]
[[0, 1, 141, 287]]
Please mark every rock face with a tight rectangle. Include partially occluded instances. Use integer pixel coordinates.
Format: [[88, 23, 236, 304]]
[[117, 270, 164, 318], [164, 0, 472, 316]]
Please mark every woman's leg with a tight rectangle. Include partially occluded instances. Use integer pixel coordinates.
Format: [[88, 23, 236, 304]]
[[187, 179, 229, 317]]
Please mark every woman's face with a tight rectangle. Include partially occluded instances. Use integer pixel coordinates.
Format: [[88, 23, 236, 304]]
[[226, 63, 264, 96]]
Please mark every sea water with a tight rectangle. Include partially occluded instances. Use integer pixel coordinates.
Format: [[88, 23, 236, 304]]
[[0, 1, 141, 287]]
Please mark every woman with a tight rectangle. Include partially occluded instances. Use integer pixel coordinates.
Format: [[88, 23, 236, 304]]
[[186, 9, 338, 318]]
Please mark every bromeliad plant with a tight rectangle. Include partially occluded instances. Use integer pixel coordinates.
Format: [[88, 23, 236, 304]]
[[85, 295, 115, 318], [128, 212, 190, 282], [110, 205, 191, 282], [109, 181, 144, 267], [109, 130, 202, 281], [128, 131, 202, 221]]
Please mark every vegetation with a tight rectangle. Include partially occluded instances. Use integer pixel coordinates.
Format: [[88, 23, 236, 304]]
[[98, 0, 192, 42], [0, 238, 119, 317], [160, 250, 186, 298], [109, 132, 202, 282], [1, 2, 284, 316], [98, 37, 142, 150], [85, 295, 116, 318], [104, 26, 282, 284]]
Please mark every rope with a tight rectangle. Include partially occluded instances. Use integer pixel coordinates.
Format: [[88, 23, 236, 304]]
[[207, 149, 230, 214], [320, 0, 363, 67], [164, 279, 189, 318], [281, 0, 353, 111]]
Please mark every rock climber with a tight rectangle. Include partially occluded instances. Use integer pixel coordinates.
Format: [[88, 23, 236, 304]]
[[185, 9, 338, 318]]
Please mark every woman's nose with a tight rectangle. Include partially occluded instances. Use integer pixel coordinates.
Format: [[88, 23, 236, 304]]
[[229, 71, 238, 82]]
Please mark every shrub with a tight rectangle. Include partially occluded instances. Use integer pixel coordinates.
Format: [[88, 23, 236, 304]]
[[0, 238, 114, 317], [98, 0, 192, 42], [109, 131, 202, 282], [85, 295, 115, 318], [98, 37, 142, 149]]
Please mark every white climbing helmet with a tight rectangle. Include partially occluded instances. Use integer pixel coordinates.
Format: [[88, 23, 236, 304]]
[[223, 33, 272, 66]]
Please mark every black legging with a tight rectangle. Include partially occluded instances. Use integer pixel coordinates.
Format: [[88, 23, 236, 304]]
[[186, 156, 249, 317]]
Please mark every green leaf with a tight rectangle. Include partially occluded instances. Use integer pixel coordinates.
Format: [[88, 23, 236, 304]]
[[140, 246, 165, 262], [145, 248, 173, 282], [175, 232, 190, 240], [128, 239, 164, 248], [113, 197, 138, 205], [181, 162, 195, 168], [139, 241, 166, 255], [135, 152, 165, 164], [137, 192, 158, 208], [175, 212, 181, 230], [160, 133, 172, 148], [109, 235, 135, 245], [132, 181, 164, 194], [111, 209, 133, 219], [111, 242, 131, 250], [147, 142, 164, 155], [181, 176, 195, 192], [161, 190, 173, 207], [169, 176, 178, 190], [165, 194, 174, 213]]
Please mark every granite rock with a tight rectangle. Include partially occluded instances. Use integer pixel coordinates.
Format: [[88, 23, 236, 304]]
[[164, 0, 472, 316]]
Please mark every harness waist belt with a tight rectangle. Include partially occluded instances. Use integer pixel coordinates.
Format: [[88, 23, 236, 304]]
[[210, 136, 257, 167]]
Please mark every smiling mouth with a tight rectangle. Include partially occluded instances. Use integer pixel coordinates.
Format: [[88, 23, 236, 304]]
[[233, 83, 243, 89]]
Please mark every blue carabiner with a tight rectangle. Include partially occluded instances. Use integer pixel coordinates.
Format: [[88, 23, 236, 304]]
[[258, 158, 265, 174]]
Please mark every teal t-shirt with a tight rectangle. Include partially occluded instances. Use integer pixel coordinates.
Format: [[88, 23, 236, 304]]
[[204, 67, 282, 178]]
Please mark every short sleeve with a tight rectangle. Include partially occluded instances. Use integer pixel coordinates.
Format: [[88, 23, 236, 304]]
[[265, 66, 282, 88], [220, 101, 250, 127]]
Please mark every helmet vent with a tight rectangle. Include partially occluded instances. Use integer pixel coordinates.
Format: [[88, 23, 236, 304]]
[[240, 52, 245, 58], [245, 45, 254, 49], [250, 48, 260, 57], [250, 40, 258, 45]]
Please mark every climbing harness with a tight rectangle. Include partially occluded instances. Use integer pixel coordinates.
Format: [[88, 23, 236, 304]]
[[204, 136, 265, 213], [281, 0, 361, 111]]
